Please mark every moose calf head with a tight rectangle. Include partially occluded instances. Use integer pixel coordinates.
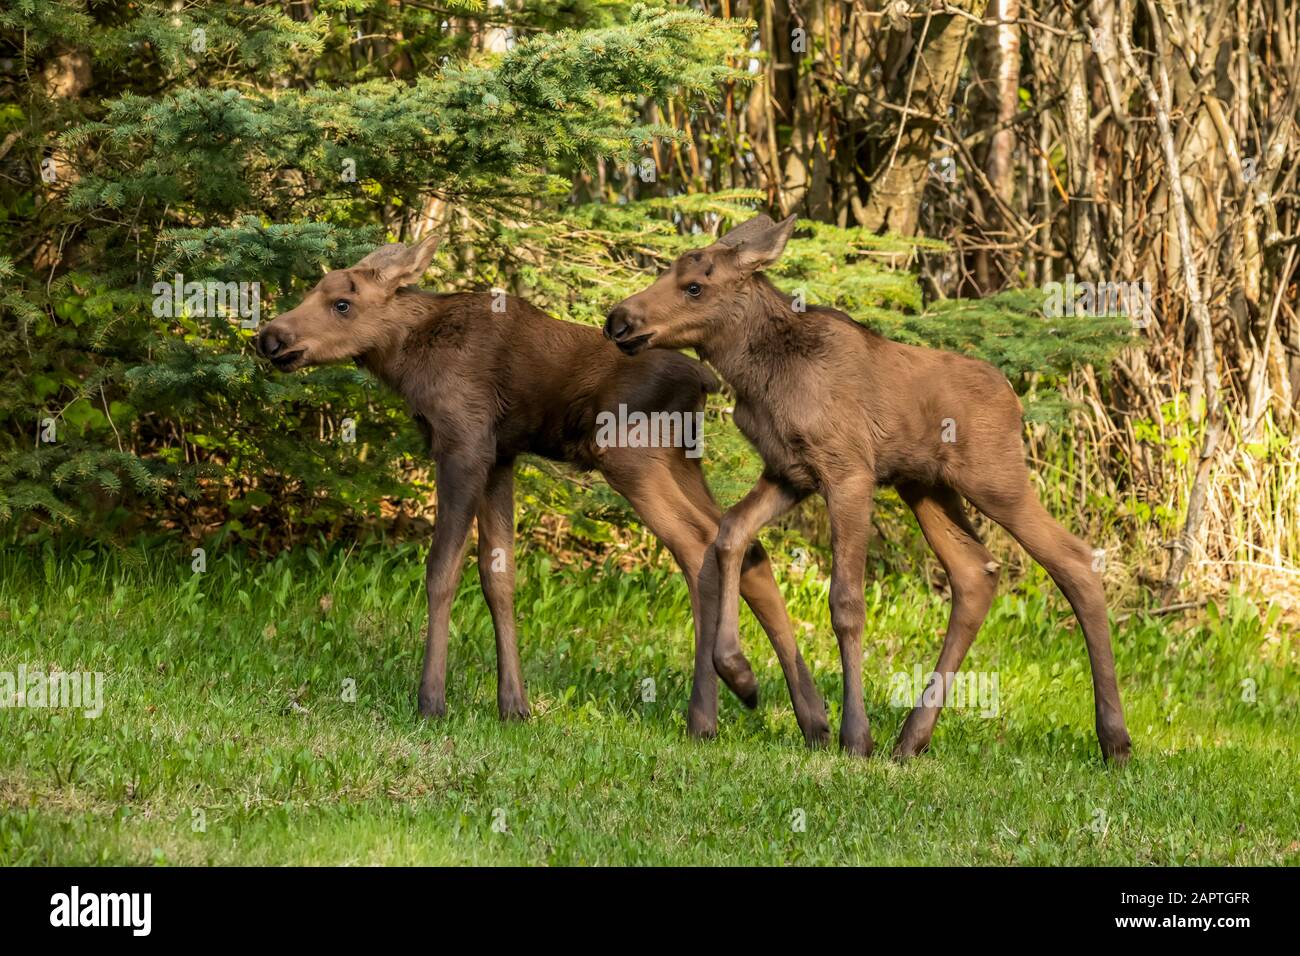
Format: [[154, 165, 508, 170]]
[[257, 233, 441, 372], [603, 213, 797, 355]]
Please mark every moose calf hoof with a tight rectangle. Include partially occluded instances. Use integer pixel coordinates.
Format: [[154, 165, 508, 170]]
[[1099, 730, 1132, 766], [418, 696, 447, 720], [890, 736, 930, 762], [735, 682, 759, 710], [686, 709, 718, 740], [714, 651, 759, 709], [800, 693, 832, 748], [840, 728, 875, 758], [498, 697, 531, 722], [802, 721, 832, 750]]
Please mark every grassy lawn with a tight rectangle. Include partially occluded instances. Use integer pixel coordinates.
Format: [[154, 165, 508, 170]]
[[1, 540, 1297, 866]]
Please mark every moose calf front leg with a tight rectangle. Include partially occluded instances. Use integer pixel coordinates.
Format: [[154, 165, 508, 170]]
[[827, 480, 875, 757], [737, 540, 830, 747], [714, 477, 806, 698], [418, 459, 485, 718]]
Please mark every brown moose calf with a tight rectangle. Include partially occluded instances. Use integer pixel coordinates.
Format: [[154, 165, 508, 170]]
[[257, 234, 829, 744], [605, 214, 1132, 764]]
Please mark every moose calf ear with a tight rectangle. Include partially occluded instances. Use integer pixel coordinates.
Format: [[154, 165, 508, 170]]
[[734, 214, 797, 274], [355, 232, 443, 290], [717, 213, 777, 248], [395, 231, 442, 286], [354, 242, 408, 274]]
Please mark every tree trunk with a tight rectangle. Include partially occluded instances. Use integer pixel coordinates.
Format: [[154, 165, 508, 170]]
[[860, 0, 988, 236]]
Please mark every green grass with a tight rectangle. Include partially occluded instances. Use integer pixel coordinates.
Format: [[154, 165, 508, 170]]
[[1, 540, 1297, 865]]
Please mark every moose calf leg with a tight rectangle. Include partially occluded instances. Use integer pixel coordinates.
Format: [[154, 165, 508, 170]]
[[668, 455, 830, 738], [418, 459, 484, 718], [894, 483, 999, 760], [714, 477, 805, 702], [476, 463, 530, 721], [600, 453, 740, 733], [827, 481, 875, 757], [981, 490, 1132, 764], [737, 541, 830, 747], [688, 546, 723, 736]]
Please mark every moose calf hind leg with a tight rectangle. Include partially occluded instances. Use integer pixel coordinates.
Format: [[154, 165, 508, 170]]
[[893, 484, 1000, 761], [979, 489, 1132, 764], [477, 464, 531, 722], [600, 452, 755, 725], [892, 560, 999, 760]]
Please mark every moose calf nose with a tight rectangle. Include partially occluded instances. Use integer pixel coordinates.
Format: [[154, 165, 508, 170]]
[[258, 328, 285, 357], [604, 306, 632, 342]]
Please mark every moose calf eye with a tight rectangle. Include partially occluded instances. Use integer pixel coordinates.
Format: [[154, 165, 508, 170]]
[[334, 299, 350, 314], [686, 283, 702, 297]]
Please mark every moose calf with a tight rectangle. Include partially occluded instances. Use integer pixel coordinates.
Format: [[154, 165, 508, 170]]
[[257, 234, 829, 743], [605, 214, 1132, 764]]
